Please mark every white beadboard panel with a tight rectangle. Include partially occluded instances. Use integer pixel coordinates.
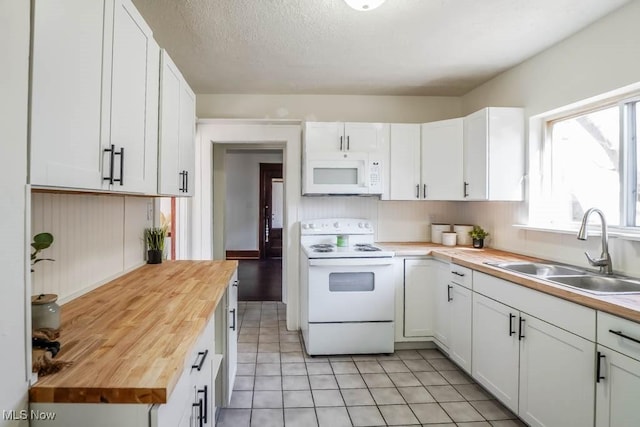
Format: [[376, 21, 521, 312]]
[[377, 201, 458, 242], [123, 197, 153, 270], [31, 193, 152, 303]]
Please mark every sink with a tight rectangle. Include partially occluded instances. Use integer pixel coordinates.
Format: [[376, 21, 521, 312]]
[[546, 275, 640, 295], [486, 261, 640, 295], [489, 261, 587, 277]]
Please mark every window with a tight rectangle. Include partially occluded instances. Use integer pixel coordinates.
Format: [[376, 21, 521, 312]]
[[536, 96, 639, 229]]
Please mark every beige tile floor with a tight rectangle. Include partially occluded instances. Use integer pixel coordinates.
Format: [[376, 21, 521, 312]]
[[216, 302, 527, 427]]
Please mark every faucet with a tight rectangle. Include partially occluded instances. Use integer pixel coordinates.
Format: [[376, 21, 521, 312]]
[[577, 208, 613, 275]]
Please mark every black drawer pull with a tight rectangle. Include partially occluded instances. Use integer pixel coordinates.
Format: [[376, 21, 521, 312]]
[[447, 285, 453, 302], [509, 313, 516, 336], [193, 398, 204, 427], [596, 352, 606, 383], [230, 308, 237, 331], [197, 385, 208, 424], [518, 317, 525, 340], [451, 271, 465, 277], [192, 349, 208, 371], [609, 329, 640, 345]]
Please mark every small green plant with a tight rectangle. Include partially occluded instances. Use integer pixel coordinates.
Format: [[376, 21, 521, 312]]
[[469, 225, 489, 240], [31, 232, 54, 272], [145, 227, 167, 251]]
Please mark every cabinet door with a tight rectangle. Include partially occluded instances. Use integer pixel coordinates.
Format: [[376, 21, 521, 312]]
[[472, 293, 520, 413], [519, 314, 595, 427], [344, 123, 381, 153], [304, 122, 343, 153], [226, 273, 239, 405], [449, 283, 472, 374], [403, 259, 436, 337], [30, 0, 107, 190], [433, 263, 451, 349], [158, 50, 182, 195], [422, 118, 464, 200], [463, 109, 489, 200], [178, 82, 196, 196], [389, 124, 421, 200], [596, 346, 640, 427], [109, 0, 158, 194]]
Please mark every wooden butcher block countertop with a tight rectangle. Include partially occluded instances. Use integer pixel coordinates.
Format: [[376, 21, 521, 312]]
[[380, 242, 640, 324], [29, 260, 238, 404]]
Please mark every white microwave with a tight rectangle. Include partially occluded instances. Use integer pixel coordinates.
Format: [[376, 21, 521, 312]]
[[303, 152, 383, 195]]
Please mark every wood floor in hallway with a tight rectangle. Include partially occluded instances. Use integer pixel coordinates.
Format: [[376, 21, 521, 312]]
[[238, 258, 282, 302]]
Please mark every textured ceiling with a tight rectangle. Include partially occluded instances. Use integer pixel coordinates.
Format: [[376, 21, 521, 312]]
[[132, 0, 630, 96]]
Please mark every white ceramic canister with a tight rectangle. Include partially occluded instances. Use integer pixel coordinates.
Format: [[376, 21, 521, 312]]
[[430, 223, 451, 244], [453, 224, 474, 246], [31, 293, 61, 330], [441, 232, 457, 247]]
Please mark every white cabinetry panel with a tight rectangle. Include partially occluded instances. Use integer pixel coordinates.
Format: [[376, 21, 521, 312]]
[[389, 124, 421, 200], [422, 118, 464, 200], [403, 259, 436, 337]]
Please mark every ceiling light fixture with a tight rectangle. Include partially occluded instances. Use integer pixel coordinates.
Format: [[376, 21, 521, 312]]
[[344, 0, 387, 12]]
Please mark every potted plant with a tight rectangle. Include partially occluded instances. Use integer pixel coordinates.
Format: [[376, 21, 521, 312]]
[[469, 225, 489, 249], [145, 227, 167, 264], [31, 232, 54, 272]]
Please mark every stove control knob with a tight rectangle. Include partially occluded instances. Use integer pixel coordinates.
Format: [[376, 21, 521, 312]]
[[334, 222, 341, 228], [364, 222, 371, 229], [302, 223, 309, 230], [358, 222, 365, 228], [309, 223, 317, 229]]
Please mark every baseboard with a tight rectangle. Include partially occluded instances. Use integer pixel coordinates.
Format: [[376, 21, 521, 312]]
[[226, 250, 260, 260], [393, 341, 437, 350]]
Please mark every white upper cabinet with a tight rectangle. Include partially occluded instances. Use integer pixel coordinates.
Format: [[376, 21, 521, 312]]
[[30, 0, 107, 190], [389, 119, 463, 201], [159, 50, 196, 196], [304, 122, 385, 154], [422, 118, 464, 200], [30, 0, 159, 194], [463, 107, 524, 201], [389, 124, 421, 200]]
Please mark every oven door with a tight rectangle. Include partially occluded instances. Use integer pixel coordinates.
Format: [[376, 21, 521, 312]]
[[303, 156, 369, 195], [307, 257, 394, 322]]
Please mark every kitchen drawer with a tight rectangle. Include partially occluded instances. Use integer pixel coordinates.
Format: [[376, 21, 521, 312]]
[[185, 316, 215, 374], [598, 311, 640, 361], [450, 264, 472, 289], [474, 271, 595, 341]]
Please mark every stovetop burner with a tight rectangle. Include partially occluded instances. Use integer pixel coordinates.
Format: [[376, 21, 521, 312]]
[[355, 246, 382, 252], [313, 247, 335, 253], [311, 243, 335, 249]]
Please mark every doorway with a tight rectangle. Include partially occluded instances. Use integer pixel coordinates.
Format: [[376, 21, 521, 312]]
[[259, 163, 283, 259]]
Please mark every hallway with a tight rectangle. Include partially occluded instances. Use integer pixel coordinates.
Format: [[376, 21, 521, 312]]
[[238, 258, 282, 301]]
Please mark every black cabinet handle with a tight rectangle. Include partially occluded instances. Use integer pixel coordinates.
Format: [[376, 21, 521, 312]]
[[347, 135, 350, 150], [197, 386, 208, 424], [518, 317, 525, 340], [451, 271, 465, 277], [103, 144, 115, 184], [340, 136, 343, 151], [596, 351, 606, 383], [193, 398, 204, 427], [609, 329, 640, 345], [464, 181, 469, 198], [179, 170, 185, 192], [416, 185, 420, 199], [447, 285, 453, 302], [233, 280, 239, 287], [185, 170, 189, 193], [509, 313, 516, 336], [230, 308, 237, 331], [191, 349, 209, 371], [423, 184, 427, 199], [114, 146, 124, 186]]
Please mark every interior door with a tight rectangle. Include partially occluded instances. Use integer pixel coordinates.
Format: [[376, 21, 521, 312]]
[[259, 163, 283, 258]]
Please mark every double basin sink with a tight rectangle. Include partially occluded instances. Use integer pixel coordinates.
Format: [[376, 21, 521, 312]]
[[487, 261, 640, 295]]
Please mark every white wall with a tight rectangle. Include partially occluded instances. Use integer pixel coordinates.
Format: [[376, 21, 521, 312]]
[[0, 1, 30, 424], [460, 0, 640, 276], [31, 194, 153, 303], [197, 94, 462, 123], [225, 150, 283, 250]]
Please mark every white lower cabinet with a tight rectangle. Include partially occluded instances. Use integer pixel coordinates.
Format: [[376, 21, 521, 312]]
[[216, 270, 239, 408], [518, 314, 595, 427], [448, 282, 472, 373], [433, 261, 451, 348], [472, 271, 596, 427], [403, 259, 437, 337]]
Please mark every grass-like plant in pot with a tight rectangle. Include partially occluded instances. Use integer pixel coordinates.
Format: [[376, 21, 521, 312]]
[[145, 227, 167, 264], [469, 225, 489, 249]]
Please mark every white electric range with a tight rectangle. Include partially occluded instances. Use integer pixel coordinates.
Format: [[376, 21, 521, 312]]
[[299, 218, 395, 355]]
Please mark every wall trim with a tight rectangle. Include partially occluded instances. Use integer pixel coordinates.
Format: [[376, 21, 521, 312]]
[[226, 250, 260, 260]]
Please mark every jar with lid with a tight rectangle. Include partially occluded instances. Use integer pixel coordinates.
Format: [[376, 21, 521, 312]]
[[31, 294, 60, 330]]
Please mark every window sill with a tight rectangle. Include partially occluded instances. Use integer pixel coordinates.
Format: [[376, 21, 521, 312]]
[[513, 224, 640, 242]]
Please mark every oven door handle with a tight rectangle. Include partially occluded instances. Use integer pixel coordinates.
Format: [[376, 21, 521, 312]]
[[309, 258, 394, 267]]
